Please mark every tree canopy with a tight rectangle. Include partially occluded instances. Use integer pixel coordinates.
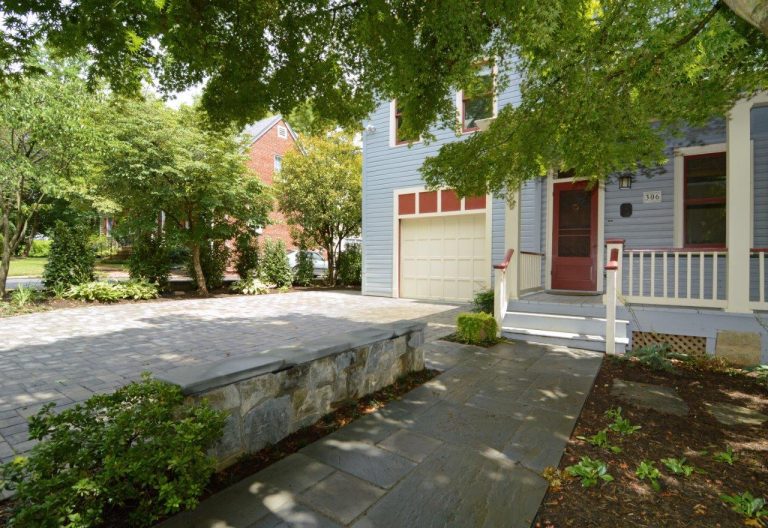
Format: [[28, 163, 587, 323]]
[[0, 56, 99, 296], [275, 133, 361, 285], [96, 99, 270, 294], [1, 1, 766, 196]]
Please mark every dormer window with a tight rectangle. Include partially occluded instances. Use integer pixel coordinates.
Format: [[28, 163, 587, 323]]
[[461, 64, 495, 132]]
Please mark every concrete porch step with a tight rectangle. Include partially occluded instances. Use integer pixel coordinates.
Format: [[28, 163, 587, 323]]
[[503, 311, 629, 340], [501, 327, 628, 353]]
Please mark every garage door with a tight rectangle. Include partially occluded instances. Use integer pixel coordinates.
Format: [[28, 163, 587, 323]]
[[400, 213, 489, 301]]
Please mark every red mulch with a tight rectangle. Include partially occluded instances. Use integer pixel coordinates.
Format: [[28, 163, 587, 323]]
[[535, 358, 768, 528]]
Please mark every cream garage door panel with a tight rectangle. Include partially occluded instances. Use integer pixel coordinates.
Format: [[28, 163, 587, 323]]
[[400, 214, 488, 301]]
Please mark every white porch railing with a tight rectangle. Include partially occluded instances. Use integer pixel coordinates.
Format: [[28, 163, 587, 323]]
[[519, 251, 543, 293], [623, 248, 727, 308], [493, 249, 514, 332], [749, 248, 768, 310]]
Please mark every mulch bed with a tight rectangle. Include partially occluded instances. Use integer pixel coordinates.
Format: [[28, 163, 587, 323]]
[[535, 358, 768, 528]]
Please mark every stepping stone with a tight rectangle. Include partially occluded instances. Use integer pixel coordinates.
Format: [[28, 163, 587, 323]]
[[611, 379, 689, 416], [704, 401, 768, 426]]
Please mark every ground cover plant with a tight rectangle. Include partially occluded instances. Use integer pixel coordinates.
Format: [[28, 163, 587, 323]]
[[536, 356, 768, 528]]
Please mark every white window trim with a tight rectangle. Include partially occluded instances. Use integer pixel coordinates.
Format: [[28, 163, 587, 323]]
[[672, 143, 727, 248], [274, 154, 283, 171], [389, 100, 423, 148], [456, 61, 499, 135], [277, 125, 288, 139], [391, 186, 492, 299]]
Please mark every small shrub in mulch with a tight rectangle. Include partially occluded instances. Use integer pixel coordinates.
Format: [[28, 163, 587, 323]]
[[535, 357, 768, 528], [453, 312, 499, 346]]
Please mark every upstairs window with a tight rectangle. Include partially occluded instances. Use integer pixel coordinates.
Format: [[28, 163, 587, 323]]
[[274, 155, 283, 172], [394, 101, 418, 145], [684, 152, 726, 247], [461, 64, 495, 132], [277, 125, 288, 139]]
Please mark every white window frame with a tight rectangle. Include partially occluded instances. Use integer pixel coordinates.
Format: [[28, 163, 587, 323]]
[[456, 61, 498, 134], [277, 125, 288, 139], [274, 154, 283, 172], [673, 143, 727, 248]]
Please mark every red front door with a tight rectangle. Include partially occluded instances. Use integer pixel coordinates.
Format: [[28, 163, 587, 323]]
[[551, 181, 598, 291]]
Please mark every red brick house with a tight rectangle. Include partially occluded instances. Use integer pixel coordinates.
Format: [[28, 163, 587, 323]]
[[243, 116, 299, 250]]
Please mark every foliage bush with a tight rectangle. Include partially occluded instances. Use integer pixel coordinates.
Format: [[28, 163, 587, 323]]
[[456, 312, 498, 346], [230, 275, 269, 295], [42, 222, 95, 289], [27, 239, 51, 258], [234, 233, 260, 279], [65, 280, 159, 302], [129, 233, 172, 289], [260, 239, 292, 288], [293, 250, 315, 287], [91, 235, 117, 258], [337, 245, 362, 286], [0, 375, 226, 528], [472, 288, 494, 314], [187, 241, 229, 291], [629, 342, 674, 371]]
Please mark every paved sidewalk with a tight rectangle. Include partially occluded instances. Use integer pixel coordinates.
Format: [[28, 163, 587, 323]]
[[161, 340, 602, 528], [0, 291, 463, 460]]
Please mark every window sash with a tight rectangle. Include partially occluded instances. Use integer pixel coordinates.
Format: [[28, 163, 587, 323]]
[[683, 152, 726, 247], [461, 71, 494, 132]]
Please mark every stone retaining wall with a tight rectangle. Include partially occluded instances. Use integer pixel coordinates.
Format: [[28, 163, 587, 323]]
[[158, 320, 426, 467]]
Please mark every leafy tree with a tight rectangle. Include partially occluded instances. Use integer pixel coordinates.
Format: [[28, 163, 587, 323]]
[[0, 57, 99, 297], [96, 99, 270, 295], [275, 134, 361, 285], [294, 249, 315, 287], [234, 232, 260, 279], [0, 2, 765, 200]]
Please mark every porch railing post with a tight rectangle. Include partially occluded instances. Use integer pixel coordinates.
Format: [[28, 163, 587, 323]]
[[605, 248, 619, 355], [604, 239, 625, 302], [726, 97, 754, 313], [493, 249, 514, 335]]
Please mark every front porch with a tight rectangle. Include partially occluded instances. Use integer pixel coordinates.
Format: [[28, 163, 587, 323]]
[[493, 94, 768, 364]]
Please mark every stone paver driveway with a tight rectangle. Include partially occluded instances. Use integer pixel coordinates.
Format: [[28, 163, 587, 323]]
[[161, 340, 602, 528], [0, 291, 464, 460]]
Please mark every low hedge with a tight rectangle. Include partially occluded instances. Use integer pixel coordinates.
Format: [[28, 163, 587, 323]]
[[0, 375, 226, 527], [64, 280, 159, 303], [456, 312, 499, 346]]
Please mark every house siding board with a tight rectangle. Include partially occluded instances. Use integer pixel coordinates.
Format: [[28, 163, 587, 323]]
[[362, 74, 521, 297]]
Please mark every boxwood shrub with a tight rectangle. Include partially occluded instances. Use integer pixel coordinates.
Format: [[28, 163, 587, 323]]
[[1, 375, 226, 528], [456, 312, 499, 346]]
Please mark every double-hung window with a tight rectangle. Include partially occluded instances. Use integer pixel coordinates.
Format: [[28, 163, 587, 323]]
[[394, 101, 417, 145], [461, 64, 495, 132], [683, 152, 726, 247]]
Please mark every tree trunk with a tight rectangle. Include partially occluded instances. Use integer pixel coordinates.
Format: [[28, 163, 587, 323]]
[[21, 213, 38, 258], [191, 243, 209, 296], [724, 0, 768, 35], [326, 244, 336, 286], [0, 210, 12, 298]]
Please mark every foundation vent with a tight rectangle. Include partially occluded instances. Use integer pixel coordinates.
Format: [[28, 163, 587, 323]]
[[632, 331, 706, 355]]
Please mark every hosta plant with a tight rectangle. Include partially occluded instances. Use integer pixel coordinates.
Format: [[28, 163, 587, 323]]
[[714, 446, 739, 466], [577, 428, 622, 454], [605, 407, 641, 436], [720, 492, 768, 525], [636, 460, 662, 491], [565, 457, 614, 488], [661, 457, 695, 477]]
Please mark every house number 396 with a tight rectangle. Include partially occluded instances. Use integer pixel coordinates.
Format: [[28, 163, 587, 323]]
[[643, 191, 662, 203]]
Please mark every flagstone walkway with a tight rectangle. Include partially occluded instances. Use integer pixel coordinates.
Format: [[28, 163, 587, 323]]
[[160, 340, 602, 528]]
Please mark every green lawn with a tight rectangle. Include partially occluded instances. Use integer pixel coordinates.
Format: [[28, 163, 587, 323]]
[[8, 257, 47, 277], [7, 257, 129, 277]]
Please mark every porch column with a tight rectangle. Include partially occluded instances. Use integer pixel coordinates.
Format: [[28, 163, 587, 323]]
[[604, 239, 625, 300], [504, 190, 521, 300], [726, 98, 753, 313]]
